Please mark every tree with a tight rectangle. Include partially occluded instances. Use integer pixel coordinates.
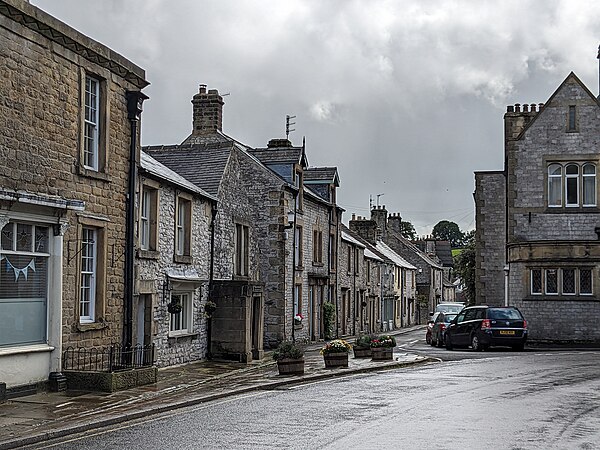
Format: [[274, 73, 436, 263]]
[[432, 220, 464, 248], [454, 235, 475, 304], [398, 220, 417, 240]]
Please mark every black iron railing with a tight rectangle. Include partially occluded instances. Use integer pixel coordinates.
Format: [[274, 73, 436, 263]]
[[62, 344, 155, 372]]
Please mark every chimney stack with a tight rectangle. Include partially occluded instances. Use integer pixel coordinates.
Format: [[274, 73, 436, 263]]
[[191, 84, 224, 135]]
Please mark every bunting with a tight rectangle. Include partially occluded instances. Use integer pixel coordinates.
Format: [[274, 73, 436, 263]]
[[4, 257, 36, 282]]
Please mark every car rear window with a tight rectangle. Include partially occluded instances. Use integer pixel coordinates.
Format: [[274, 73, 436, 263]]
[[488, 308, 523, 320], [443, 314, 457, 323]]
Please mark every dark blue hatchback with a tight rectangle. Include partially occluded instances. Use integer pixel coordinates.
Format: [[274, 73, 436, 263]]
[[444, 306, 528, 351]]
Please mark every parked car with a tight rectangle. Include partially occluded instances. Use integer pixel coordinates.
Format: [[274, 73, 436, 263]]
[[444, 306, 527, 351], [432, 302, 464, 316], [425, 312, 441, 345], [430, 312, 457, 347]]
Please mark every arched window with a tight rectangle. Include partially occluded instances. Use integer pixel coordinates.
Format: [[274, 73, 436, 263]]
[[548, 164, 562, 207], [565, 164, 579, 207], [582, 163, 596, 207]]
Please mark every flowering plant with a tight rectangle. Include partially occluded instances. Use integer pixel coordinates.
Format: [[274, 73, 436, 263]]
[[294, 313, 303, 323], [320, 339, 352, 355], [273, 340, 305, 361], [354, 333, 375, 349], [370, 335, 397, 348]]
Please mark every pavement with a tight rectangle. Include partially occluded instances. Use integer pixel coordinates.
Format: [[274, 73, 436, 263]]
[[0, 326, 433, 450]]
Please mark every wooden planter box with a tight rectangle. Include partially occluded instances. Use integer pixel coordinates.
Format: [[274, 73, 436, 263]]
[[277, 358, 305, 375], [323, 352, 349, 368], [353, 346, 372, 358], [371, 347, 394, 361]]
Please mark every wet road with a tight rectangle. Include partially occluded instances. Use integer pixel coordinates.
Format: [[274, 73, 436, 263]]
[[33, 330, 600, 450]]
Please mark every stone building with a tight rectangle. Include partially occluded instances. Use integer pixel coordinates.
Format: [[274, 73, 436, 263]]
[[146, 85, 342, 358], [0, 0, 148, 392], [475, 72, 600, 342], [137, 152, 216, 367], [338, 227, 367, 336], [341, 221, 418, 333], [350, 206, 443, 323]]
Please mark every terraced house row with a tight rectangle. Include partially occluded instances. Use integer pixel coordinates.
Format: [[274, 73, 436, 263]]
[[0, 0, 453, 396]]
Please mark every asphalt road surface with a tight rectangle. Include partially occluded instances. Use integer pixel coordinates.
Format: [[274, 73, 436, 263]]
[[32, 330, 600, 450]]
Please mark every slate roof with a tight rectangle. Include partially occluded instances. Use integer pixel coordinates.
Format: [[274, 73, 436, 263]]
[[304, 167, 339, 186], [387, 229, 444, 269], [375, 241, 417, 270], [143, 143, 232, 197], [341, 229, 366, 248], [249, 147, 304, 165], [140, 151, 216, 200]]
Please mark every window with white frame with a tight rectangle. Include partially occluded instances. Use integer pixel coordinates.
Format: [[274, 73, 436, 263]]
[[234, 223, 249, 276], [0, 221, 49, 347], [80, 227, 97, 323], [84, 75, 100, 170], [175, 196, 191, 256], [169, 292, 192, 334], [294, 284, 302, 316], [140, 185, 158, 251], [530, 267, 594, 297], [547, 162, 596, 208]]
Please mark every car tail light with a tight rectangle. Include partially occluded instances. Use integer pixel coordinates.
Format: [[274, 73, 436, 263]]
[[523, 320, 527, 330], [481, 319, 491, 330]]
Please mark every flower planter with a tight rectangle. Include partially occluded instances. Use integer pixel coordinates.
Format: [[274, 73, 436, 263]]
[[277, 358, 305, 375], [353, 346, 372, 358], [371, 347, 393, 361], [323, 352, 349, 368]]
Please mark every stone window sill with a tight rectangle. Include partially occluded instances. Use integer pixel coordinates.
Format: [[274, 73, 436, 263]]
[[77, 321, 109, 332], [0, 344, 55, 357], [77, 165, 111, 182], [168, 332, 199, 341], [523, 296, 599, 302], [173, 254, 193, 264], [137, 249, 160, 260], [312, 262, 324, 267]]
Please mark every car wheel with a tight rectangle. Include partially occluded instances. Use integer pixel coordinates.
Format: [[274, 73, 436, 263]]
[[437, 335, 444, 348], [445, 334, 453, 350], [430, 335, 437, 346], [426, 335, 431, 345], [471, 334, 483, 351]]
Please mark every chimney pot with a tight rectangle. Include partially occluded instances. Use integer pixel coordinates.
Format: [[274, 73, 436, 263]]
[[191, 84, 224, 135], [515, 103, 521, 112], [522, 104, 529, 113], [352, 213, 356, 221], [530, 103, 537, 113], [507, 105, 514, 113]]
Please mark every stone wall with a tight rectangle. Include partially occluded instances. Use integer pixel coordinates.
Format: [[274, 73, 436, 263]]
[[474, 171, 506, 306], [503, 74, 600, 342], [0, 0, 147, 356], [135, 178, 212, 367]]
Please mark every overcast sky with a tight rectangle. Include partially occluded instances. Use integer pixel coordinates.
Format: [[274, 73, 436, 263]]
[[32, 0, 600, 235]]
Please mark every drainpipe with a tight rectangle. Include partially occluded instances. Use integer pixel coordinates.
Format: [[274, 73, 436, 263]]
[[124, 90, 148, 349], [291, 189, 298, 342], [207, 203, 217, 359], [504, 265, 510, 307]]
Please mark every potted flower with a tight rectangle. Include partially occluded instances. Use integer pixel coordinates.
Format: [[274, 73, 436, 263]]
[[370, 334, 396, 361], [320, 339, 352, 368], [294, 313, 303, 327], [273, 340, 305, 375], [353, 333, 374, 358]]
